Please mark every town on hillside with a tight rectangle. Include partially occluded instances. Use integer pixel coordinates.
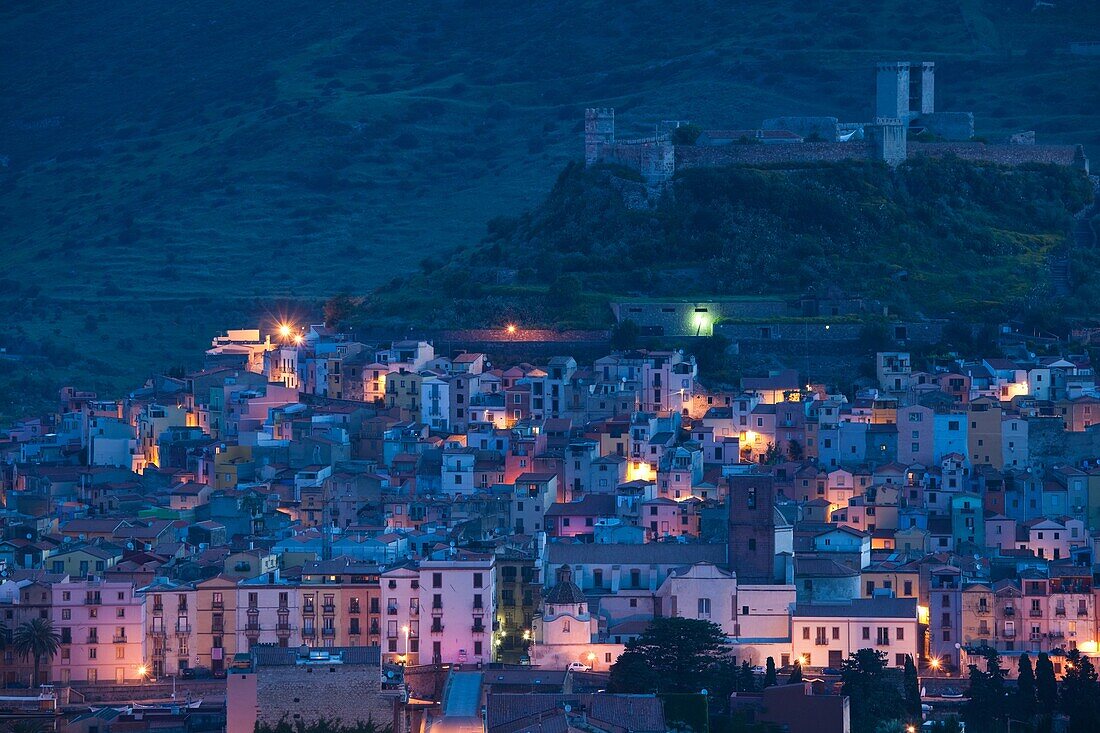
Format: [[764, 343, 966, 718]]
[[5, 323, 1100, 732]]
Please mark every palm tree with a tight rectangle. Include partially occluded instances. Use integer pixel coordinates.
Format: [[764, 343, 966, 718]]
[[12, 618, 61, 688]]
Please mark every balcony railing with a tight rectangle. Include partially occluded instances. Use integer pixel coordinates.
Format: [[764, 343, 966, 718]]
[[176, 622, 190, 634], [387, 607, 399, 615], [303, 605, 316, 615], [87, 635, 99, 644], [276, 622, 292, 633], [152, 603, 164, 613], [84, 596, 101, 605], [113, 634, 127, 644], [302, 627, 317, 637], [322, 628, 336, 637], [1055, 608, 1067, 617], [349, 604, 361, 614], [1030, 609, 1043, 617], [431, 624, 444, 634], [246, 622, 261, 632], [212, 599, 224, 610], [322, 604, 335, 614], [472, 624, 486, 634], [1003, 607, 1016, 617]]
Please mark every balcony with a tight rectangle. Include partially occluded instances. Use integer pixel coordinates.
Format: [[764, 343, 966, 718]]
[[322, 628, 336, 638], [87, 634, 99, 644], [303, 605, 316, 615], [152, 603, 164, 613], [387, 606, 399, 616], [1056, 608, 1067, 617], [349, 627, 361, 636], [1003, 628, 1016, 638], [246, 622, 261, 632], [349, 604, 361, 615], [1003, 607, 1016, 617], [1030, 609, 1043, 617], [113, 634, 127, 644], [211, 599, 224, 610], [814, 639, 829, 646], [1080, 609, 1090, 617], [175, 622, 190, 634], [84, 595, 101, 605], [302, 627, 317, 638], [431, 623, 444, 634], [472, 624, 486, 634], [276, 622, 292, 634], [975, 606, 990, 615], [322, 603, 336, 614], [211, 624, 224, 634]]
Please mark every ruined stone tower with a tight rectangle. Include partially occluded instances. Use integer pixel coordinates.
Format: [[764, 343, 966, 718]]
[[727, 474, 780, 583], [584, 108, 615, 166], [871, 61, 914, 166]]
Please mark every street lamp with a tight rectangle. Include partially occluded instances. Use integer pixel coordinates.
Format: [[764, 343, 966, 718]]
[[137, 665, 148, 685]]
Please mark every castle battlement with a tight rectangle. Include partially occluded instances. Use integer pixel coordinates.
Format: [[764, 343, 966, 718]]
[[583, 61, 1089, 191]]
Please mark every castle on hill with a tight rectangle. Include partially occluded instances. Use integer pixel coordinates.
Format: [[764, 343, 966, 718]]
[[585, 61, 1090, 191]]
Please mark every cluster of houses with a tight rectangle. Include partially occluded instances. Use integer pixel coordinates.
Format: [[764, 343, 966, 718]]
[[4, 324, 1100, 729]]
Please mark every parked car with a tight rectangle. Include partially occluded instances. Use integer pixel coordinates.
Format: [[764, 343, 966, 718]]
[[178, 668, 195, 679], [566, 662, 592, 672]]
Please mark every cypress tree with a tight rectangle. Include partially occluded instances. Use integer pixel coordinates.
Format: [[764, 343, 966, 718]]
[[764, 657, 777, 688], [904, 654, 922, 720], [1036, 652, 1058, 712], [1015, 652, 1037, 722]]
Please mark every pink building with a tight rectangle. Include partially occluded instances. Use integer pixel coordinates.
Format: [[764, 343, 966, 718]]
[[419, 549, 495, 665], [640, 497, 699, 540], [52, 578, 146, 684]]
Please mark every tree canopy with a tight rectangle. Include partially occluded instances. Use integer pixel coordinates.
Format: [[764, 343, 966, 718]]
[[608, 617, 732, 696]]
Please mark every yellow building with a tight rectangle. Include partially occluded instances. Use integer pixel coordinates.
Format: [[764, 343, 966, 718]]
[[385, 369, 423, 422]]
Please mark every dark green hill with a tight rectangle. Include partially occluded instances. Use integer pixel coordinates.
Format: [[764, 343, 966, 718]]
[[2, 0, 1099, 418], [364, 158, 1093, 328]]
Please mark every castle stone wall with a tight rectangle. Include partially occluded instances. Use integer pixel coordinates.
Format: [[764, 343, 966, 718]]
[[675, 142, 877, 169], [908, 142, 1081, 167]]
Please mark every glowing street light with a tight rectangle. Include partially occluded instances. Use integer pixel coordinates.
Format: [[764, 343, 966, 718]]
[[277, 323, 292, 339], [506, 324, 517, 335]]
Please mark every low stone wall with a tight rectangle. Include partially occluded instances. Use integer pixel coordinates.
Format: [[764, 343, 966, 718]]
[[676, 142, 878, 169], [909, 142, 1080, 167]]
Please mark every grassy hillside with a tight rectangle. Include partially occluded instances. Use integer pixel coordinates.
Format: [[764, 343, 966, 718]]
[[361, 158, 1093, 330], [1, 0, 1099, 417]]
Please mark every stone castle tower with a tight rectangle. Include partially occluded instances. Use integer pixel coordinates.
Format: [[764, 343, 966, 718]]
[[584, 108, 615, 166], [871, 61, 938, 166], [727, 474, 779, 583]]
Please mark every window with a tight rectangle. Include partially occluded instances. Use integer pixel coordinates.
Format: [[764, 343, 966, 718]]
[[432, 573, 442, 589], [697, 598, 711, 617], [473, 573, 483, 588], [862, 627, 870, 640], [803, 627, 810, 640]]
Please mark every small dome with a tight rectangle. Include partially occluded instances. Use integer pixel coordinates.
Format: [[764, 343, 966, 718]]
[[544, 580, 586, 605]]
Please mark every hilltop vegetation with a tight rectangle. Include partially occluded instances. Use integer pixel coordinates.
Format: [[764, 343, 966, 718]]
[[1, 0, 1099, 417], [363, 158, 1093, 329]]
